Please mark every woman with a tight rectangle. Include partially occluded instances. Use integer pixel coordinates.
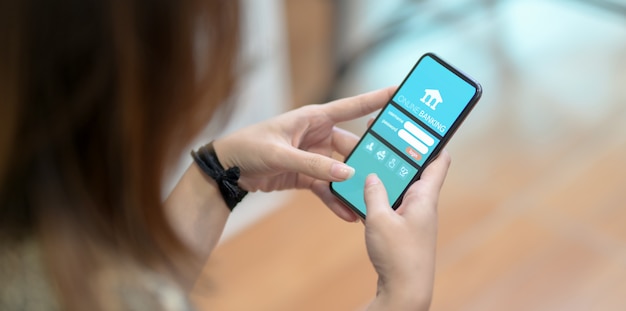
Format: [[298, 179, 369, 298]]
[[0, 0, 450, 310]]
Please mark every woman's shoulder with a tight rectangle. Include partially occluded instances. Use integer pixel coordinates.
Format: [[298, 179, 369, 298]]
[[0, 239, 195, 311], [93, 259, 195, 311], [0, 238, 60, 310]]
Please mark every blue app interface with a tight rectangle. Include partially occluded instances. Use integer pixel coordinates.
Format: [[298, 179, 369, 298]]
[[333, 55, 478, 216]]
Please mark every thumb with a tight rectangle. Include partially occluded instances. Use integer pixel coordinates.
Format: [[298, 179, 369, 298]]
[[363, 174, 392, 219], [280, 148, 355, 182]]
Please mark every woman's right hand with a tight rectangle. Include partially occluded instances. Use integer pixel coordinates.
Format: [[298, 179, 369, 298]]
[[363, 151, 451, 311]]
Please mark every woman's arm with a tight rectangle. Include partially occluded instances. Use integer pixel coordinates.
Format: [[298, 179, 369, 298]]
[[165, 87, 393, 255], [162, 88, 393, 288], [164, 163, 230, 271]]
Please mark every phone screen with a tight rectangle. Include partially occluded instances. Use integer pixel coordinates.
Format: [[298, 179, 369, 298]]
[[331, 53, 481, 217]]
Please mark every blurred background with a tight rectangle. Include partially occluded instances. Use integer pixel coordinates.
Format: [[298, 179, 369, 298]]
[[187, 0, 626, 310]]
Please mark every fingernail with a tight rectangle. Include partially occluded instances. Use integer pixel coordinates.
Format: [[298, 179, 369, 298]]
[[331, 163, 355, 180], [365, 173, 380, 186]]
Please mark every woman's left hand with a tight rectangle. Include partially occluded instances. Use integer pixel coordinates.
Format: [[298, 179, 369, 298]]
[[213, 87, 395, 222]]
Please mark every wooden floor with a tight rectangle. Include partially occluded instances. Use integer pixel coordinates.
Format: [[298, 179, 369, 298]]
[[191, 2, 626, 310]]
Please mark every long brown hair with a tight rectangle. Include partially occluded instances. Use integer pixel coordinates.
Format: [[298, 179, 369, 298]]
[[0, 0, 239, 308]]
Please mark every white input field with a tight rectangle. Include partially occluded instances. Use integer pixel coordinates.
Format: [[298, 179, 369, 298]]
[[403, 121, 434, 146], [398, 129, 428, 154]]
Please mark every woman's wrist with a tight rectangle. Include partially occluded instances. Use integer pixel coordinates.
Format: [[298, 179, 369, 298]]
[[191, 141, 248, 210], [212, 137, 237, 170], [212, 137, 255, 192]]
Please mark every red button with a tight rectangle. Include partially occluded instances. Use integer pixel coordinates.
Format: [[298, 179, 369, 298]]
[[406, 147, 422, 161]]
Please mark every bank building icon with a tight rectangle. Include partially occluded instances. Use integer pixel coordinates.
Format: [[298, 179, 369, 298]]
[[420, 89, 443, 111]]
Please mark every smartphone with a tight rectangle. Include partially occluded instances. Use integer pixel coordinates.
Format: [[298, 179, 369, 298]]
[[330, 53, 482, 218]]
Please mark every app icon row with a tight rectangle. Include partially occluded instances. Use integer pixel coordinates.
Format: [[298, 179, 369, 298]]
[[363, 138, 412, 180]]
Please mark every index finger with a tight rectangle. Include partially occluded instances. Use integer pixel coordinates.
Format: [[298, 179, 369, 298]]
[[322, 86, 397, 123]]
